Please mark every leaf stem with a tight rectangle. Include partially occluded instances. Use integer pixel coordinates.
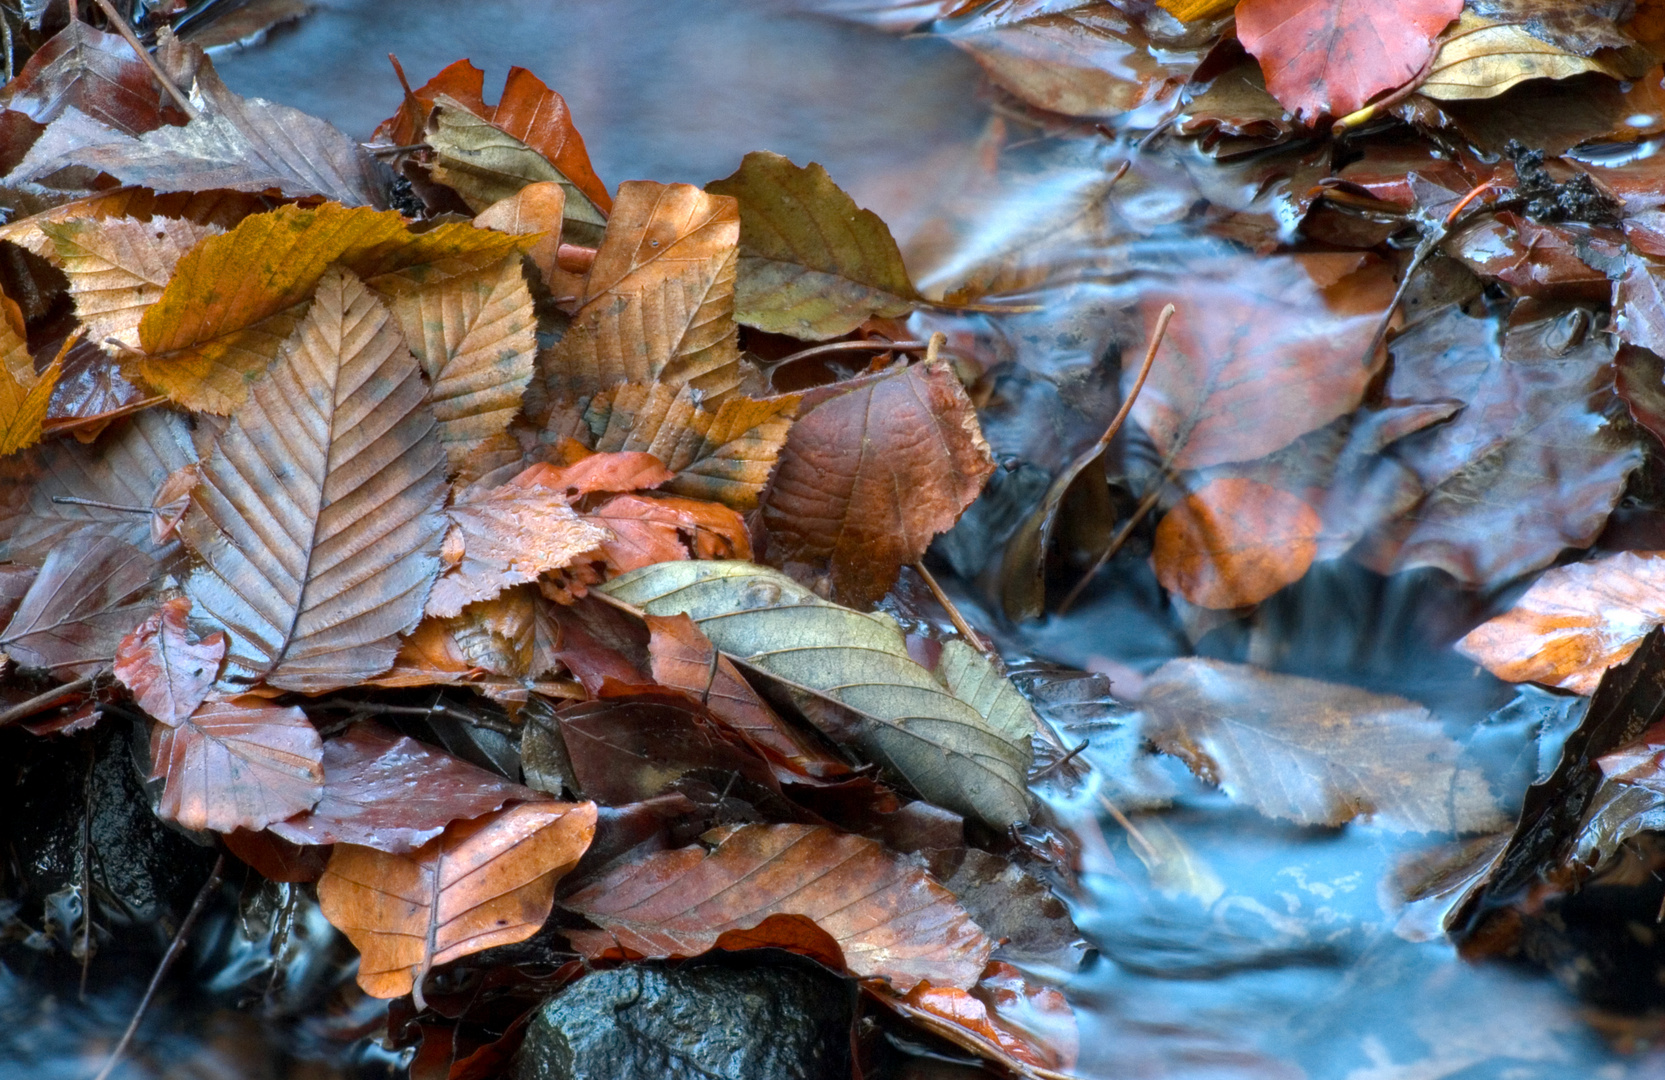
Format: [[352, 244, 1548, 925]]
[[1097, 302, 1171, 454], [0, 671, 102, 727], [764, 339, 966, 373], [88, 0, 199, 121], [1055, 481, 1165, 616]]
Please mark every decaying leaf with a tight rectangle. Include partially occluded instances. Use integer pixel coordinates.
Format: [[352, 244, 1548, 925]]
[[1418, 10, 1638, 102], [114, 596, 225, 725], [601, 561, 1034, 827], [1, 531, 160, 676], [1140, 658, 1504, 833], [181, 265, 449, 692], [585, 493, 751, 573], [150, 698, 324, 832], [562, 822, 992, 991], [269, 721, 541, 851], [705, 151, 919, 340], [762, 360, 994, 607], [42, 215, 221, 349], [317, 799, 596, 1005], [1152, 478, 1321, 609], [1571, 718, 1665, 871], [0, 19, 187, 135]]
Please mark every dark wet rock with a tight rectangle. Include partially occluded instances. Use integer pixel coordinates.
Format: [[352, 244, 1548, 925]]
[[514, 958, 855, 1080]]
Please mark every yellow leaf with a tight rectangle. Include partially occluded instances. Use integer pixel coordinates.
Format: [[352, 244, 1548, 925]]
[[1155, 0, 1236, 23], [1420, 11, 1633, 101]]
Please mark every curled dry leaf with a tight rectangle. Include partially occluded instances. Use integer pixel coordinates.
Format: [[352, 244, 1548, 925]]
[[269, 721, 542, 851], [181, 265, 449, 693], [602, 561, 1034, 827], [1153, 478, 1321, 609], [0, 531, 160, 676], [762, 360, 993, 608], [561, 822, 992, 992], [150, 698, 324, 832], [42, 216, 221, 349], [426, 96, 583, 214], [1456, 551, 1665, 695], [536, 181, 742, 407], [705, 151, 919, 340], [317, 799, 597, 1005], [1141, 658, 1504, 833], [1236, 0, 1463, 123], [114, 596, 225, 725]]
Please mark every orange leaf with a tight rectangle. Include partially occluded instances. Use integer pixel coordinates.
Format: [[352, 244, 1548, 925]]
[[473, 181, 568, 293], [114, 596, 226, 725], [512, 451, 673, 499], [1153, 478, 1320, 609], [588, 493, 751, 572], [149, 698, 324, 832], [762, 360, 993, 607], [561, 822, 992, 991], [317, 800, 596, 1007], [882, 960, 1078, 1071]]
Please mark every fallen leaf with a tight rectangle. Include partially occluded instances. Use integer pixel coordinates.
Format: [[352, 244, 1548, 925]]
[[317, 799, 596, 1005], [705, 151, 919, 340], [0, 187, 262, 260], [514, 451, 674, 499], [1418, 10, 1638, 102], [149, 697, 324, 832], [884, 961, 1078, 1071], [114, 596, 225, 724], [1571, 717, 1665, 871], [1236, 0, 1462, 123], [222, 828, 330, 883], [601, 561, 1034, 827], [42, 215, 220, 348], [269, 721, 542, 851], [0, 20, 187, 135], [0, 530, 160, 676], [930, 851, 1084, 969], [1153, 478, 1321, 609], [581, 382, 799, 510], [473, 181, 568, 294], [1156, 0, 1236, 20], [1444, 213, 1614, 301], [426, 472, 609, 618], [181, 265, 449, 693], [443, 583, 561, 680], [1140, 657, 1504, 833], [561, 822, 992, 991], [534, 181, 742, 408], [132, 202, 525, 413], [0, 335, 60, 457], [762, 360, 993, 607], [427, 97, 575, 215], [586, 493, 751, 573]]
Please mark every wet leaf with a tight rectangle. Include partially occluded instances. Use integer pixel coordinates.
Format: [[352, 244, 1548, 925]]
[[1140, 658, 1505, 833], [1568, 718, 1665, 872], [517, 451, 675, 499], [376, 254, 537, 468], [1236, 0, 1462, 123], [586, 493, 751, 573], [929, 849, 1085, 969], [535, 181, 742, 407], [114, 596, 225, 725], [0, 20, 187, 135], [1153, 478, 1321, 609], [0, 531, 160, 676], [761, 360, 993, 608], [1419, 10, 1638, 101], [42, 215, 220, 349], [582, 382, 799, 510], [269, 721, 541, 851], [132, 202, 525, 413], [883, 961, 1078, 1071], [149, 697, 324, 832], [0, 335, 60, 457], [601, 560, 1034, 827], [181, 265, 448, 693], [705, 151, 919, 340], [561, 822, 992, 991], [317, 799, 596, 1004]]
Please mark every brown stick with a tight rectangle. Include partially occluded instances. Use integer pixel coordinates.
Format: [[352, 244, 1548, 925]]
[[90, 0, 199, 120], [764, 339, 967, 372], [0, 672, 101, 727], [1098, 791, 1159, 863], [1095, 302, 1171, 454], [911, 560, 985, 652]]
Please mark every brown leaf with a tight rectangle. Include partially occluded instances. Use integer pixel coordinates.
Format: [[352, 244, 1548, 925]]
[[222, 828, 329, 883], [42, 215, 220, 349], [535, 181, 741, 408], [1153, 478, 1321, 609], [1140, 658, 1505, 833], [0, 20, 188, 135], [883, 961, 1078, 1072], [425, 470, 609, 619], [442, 584, 562, 681], [514, 451, 674, 499], [114, 596, 225, 725], [317, 799, 597, 1005], [426, 97, 578, 215], [1418, 10, 1643, 102], [473, 181, 567, 293], [762, 360, 993, 608], [181, 265, 448, 693], [149, 697, 324, 832], [269, 721, 542, 851], [561, 822, 992, 991], [1, 531, 160, 676], [586, 493, 751, 573]]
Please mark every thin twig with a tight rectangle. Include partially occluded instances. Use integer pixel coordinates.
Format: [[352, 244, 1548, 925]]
[[92, 855, 224, 1080], [89, 0, 198, 120], [0, 672, 100, 727], [50, 496, 152, 515], [1098, 792, 1159, 863], [1031, 739, 1089, 781], [912, 560, 986, 653], [1096, 302, 1171, 454], [1056, 482, 1165, 616], [763, 339, 964, 372]]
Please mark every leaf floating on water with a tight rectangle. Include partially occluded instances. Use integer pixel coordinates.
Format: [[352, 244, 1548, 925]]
[[114, 596, 225, 725], [601, 560, 1034, 827], [150, 698, 324, 832], [1140, 658, 1505, 833], [1, 531, 161, 677], [317, 799, 596, 1005], [561, 822, 993, 991], [1153, 478, 1321, 609], [181, 265, 449, 693]]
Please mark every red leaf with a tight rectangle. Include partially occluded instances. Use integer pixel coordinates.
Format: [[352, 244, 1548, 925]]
[[223, 828, 330, 883], [150, 698, 324, 832], [114, 596, 226, 725]]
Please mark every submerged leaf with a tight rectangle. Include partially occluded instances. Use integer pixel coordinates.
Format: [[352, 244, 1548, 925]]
[[150, 698, 324, 832], [1153, 479, 1320, 609], [114, 596, 225, 725]]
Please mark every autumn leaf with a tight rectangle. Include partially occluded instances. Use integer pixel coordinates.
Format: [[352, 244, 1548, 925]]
[[561, 822, 992, 991], [114, 596, 226, 725], [1140, 658, 1504, 833], [1152, 478, 1321, 609], [515, 451, 674, 499], [131, 202, 526, 413], [473, 181, 567, 292], [0, 19, 187, 135], [761, 359, 992, 608], [1418, 11, 1640, 102], [882, 961, 1078, 1072], [317, 799, 597, 1007], [1235, 0, 1463, 123], [0, 338, 61, 457], [0, 531, 160, 677], [601, 561, 1034, 827], [705, 151, 919, 340], [150, 697, 324, 832], [268, 721, 542, 851], [1571, 718, 1665, 871], [585, 493, 751, 574], [181, 265, 449, 693], [42, 215, 220, 349], [427, 97, 580, 215], [534, 181, 742, 408]]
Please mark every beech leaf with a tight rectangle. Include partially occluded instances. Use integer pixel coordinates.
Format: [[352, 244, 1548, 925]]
[[317, 799, 597, 1005], [0, 530, 160, 676], [561, 822, 993, 991], [149, 698, 325, 832], [42, 215, 221, 349], [181, 265, 449, 693], [1419, 11, 1637, 101], [114, 596, 225, 725], [1152, 478, 1321, 609], [0, 20, 187, 135]]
